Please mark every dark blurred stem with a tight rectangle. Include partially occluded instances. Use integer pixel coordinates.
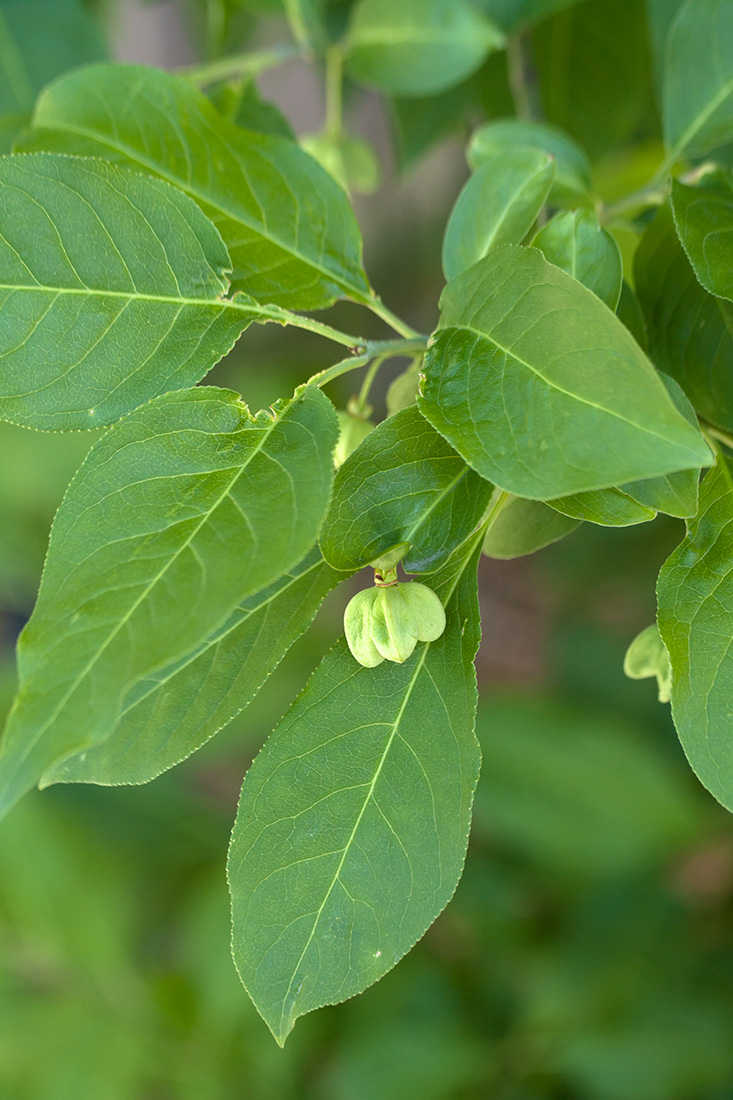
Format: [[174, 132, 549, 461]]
[[507, 36, 533, 122]]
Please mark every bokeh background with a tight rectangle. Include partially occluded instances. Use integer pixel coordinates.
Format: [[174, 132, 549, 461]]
[[2, 2, 733, 1097]]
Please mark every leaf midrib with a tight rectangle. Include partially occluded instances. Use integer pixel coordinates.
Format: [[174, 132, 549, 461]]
[[31, 117, 369, 300], [446, 320, 704, 456]]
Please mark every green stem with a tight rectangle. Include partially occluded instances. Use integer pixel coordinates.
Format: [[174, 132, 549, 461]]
[[305, 336, 428, 391], [307, 352, 371, 389], [237, 301, 366, 350], [601, 181, 668, 223], [367, 296, 422, 340], [325, 47, 344, 141], [506, 36, 533, 122], [184, 43, 300, 86], [356, 353, 390, 410], [705, 425, 733, 452]]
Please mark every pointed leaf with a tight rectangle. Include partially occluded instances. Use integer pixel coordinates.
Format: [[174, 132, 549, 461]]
[[663, 0, 733, 161], [671, 172, 733, 301], [635, 204, 733, 433], [532, 209, 623, 309], [442, 150, 555, 280], [419, 245, 712, 499], [0, 153, 249, 431], [345, 0, 504, 97], [19, 63, 371, 309], [482, 495, 580, 559], [0, 385, 338, 819], [658, 454, 733, 810], [319, 405, 493, 573], [228, 537, 483, 1044], [49, 549, 344, 786]]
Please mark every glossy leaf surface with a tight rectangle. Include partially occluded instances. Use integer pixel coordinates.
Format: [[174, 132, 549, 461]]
[[419, 245, 711, 499], [532, 209, 623, 309], [51, 550, 344, 786], [671, 173, 733, 301], [20, 64, 371, 309], [442, 150, 555, 280], [345, 0, 504, 97], [663, 0, 733, 161], [320, 406, 493, 574], [658, 455, 733, 810], [548, 488, 656, 527], [0, 386, 338, 819], [0, 153, 247, 431], [228, 538, 483, 1044], [635, 205, 733, 432]]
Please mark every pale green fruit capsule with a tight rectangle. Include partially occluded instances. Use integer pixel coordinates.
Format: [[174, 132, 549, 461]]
[[343, 587, 384, 667], [623, 623, 672, 703], [370, 584, 421, 663], [400, 582, 447, 642]]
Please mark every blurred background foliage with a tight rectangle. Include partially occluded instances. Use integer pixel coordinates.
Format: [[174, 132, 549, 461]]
[[2, 0, 733, 1096]]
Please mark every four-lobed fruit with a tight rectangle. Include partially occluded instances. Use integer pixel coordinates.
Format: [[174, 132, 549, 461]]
[[344, 579, 446, 667]]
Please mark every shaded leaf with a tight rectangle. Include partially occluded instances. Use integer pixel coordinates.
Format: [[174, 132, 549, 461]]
[[228, 536, 483, 1044], [470, 0, 584, 33], [0, 385, 338, 819], [419, 245, 712, 499], [442, 150, 555, 280], [671, 172, 733, 300], [50, 549, 344, 786], [482, 494, 580, 559], [0, 153, 248, 431], [467, 117, 592, 205], [663, 0, 733, 161], [345, 0, 504, 98], [320, 405, 493, 573], [548, 488, 657, 527], [658, 454, 733, 810], [532, 209, 623, 309], [635, 204, 733, 432], [19, 63, 371, 309]]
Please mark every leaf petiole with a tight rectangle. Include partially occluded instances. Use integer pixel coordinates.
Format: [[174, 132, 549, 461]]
[[183, 44, 301, 87]]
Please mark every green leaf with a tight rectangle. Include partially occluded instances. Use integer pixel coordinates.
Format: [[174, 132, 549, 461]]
[[646, 0, 686, 94], [320, 405, 493, 573], [19, 63, 371, 310], [0, 153, 248, 431], [466, 118, 592, 205], [418, 245, 712, 499], [532, 209, 623, 309], [663, 0, 733, 161], [208, 78, 295, 140], [635, 204, 733, 433], [548, 488, 657, 527], [671, 172, 733, 300], [228, 535, 483, 1044], [482, 494, 580, 559], [623, 624, 672, 702], [345, 0, 505, 98], [657, 453, 733, 810], [0, 0, 105, 150], [0, 385, 338, 819], [442, 150, 555, 280], [48, 549, 344, 787]]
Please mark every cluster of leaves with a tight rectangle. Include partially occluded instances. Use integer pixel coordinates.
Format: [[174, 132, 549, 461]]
[[0, 0, 732, 1046]]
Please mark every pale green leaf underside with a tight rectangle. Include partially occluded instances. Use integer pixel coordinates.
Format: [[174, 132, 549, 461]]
[[671, 173, 733, 301], [320, 405, 493, 573], [0, 153, 248, 430], [466, 117, 592, 205], [0, 385, 338, 819], [419, 245, 712, 500], [658, 456, 733, 810], [482, 494, 580, 559], [346, 0, 504, 97], [50, 549, 345, 786], [663, 0, 733, 160], [228, 537, 483, 1044], [548, 487, 656, 526], [442, 149, 555, 280], [20, 63, 371, 310]]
